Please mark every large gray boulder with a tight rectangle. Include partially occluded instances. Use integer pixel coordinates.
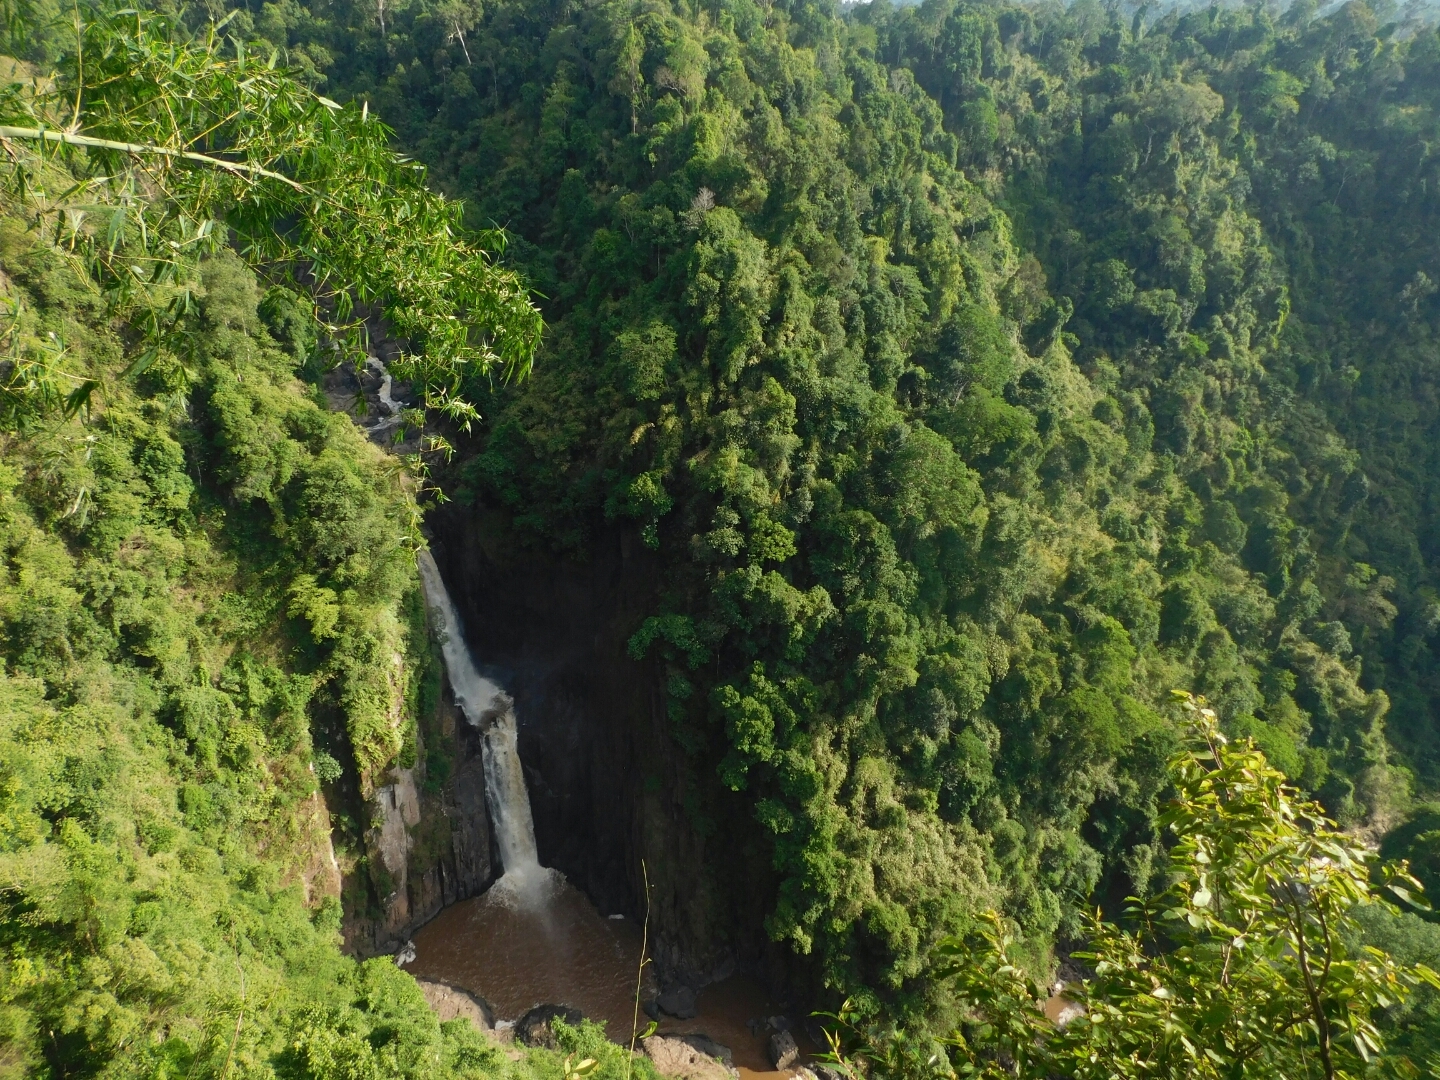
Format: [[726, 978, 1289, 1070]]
[[641, 1034, 738, 1080], [768, 1030, 799, 1070], [415, 979, 494, 1032]]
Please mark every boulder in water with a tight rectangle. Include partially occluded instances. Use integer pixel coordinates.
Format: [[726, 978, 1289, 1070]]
[[641, 1034, 737, 1080], [516, 1004, 584, 1049], [657, 985, 698, 1019], [768, 1030, 799, 1070], [675, 1034, 733, 1068]]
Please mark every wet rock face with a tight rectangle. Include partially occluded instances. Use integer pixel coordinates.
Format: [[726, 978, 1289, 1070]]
[[400, 714, 498, 933], [447, 744, 497, 900], [430, 507, 791, 994], [346, 696, 498, 956], [430, 512, 655, 919]]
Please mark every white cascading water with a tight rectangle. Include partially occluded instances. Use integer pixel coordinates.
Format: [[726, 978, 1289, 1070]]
[[365, 358, 404, 432], [417, 550, 554, 898]]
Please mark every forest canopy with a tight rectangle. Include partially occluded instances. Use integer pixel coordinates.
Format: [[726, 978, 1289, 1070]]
[[6, 0, 1440, 1075], [232, 0, 1440, 1005]]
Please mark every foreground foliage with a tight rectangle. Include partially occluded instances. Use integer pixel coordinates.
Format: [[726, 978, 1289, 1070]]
[[0, 4, 540, 430], [835, 695, 1440, 1080]]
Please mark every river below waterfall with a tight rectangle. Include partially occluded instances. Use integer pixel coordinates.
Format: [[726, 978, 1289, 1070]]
[[409, 877, 813, 1080]]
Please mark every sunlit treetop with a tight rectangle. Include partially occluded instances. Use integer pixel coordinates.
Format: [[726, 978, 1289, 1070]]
[[0, 2, 542, 429]]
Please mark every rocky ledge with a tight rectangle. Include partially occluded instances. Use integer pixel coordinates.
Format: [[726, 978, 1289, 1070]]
[[416, 979, 495, 1032], [640, 1034, 738, 1080]]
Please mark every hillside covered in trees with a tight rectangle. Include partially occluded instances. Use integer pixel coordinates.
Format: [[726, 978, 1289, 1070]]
[[229, 0, 1440, 982], [7, 0, 1440, 1076]]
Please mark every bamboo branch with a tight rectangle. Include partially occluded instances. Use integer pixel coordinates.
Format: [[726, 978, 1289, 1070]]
[[0, 126, 306, 191]]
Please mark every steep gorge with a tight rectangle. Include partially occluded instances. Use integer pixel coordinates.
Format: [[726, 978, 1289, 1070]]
[[427, 502, 799, 997], [330, 350, 790, 993], [319, 0, 1440, 1016], [7, 0, 1440, 1073]]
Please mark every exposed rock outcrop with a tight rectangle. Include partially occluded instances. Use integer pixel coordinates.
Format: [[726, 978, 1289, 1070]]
[[372, 767, 422, 936], [287, 789, 343, 906], [345, 689, 498, 955], [323, 353, 422, 451], [642, 1035, 738, 1080], [417, 978, 495, 1031]]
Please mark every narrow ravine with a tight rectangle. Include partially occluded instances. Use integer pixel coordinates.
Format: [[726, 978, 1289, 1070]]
[[413, 549, 815, 1077]]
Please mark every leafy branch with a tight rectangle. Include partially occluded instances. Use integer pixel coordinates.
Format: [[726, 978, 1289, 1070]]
[[826, 693, 1440, 1080], [0, 3, 541, 427]]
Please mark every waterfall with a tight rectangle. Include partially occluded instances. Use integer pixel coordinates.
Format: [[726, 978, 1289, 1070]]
[[365, 358, 404, 432], [417, 550, 546, 887]]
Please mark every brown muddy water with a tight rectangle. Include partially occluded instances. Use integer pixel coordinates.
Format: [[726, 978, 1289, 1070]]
[[409, 872, 818, 1080]]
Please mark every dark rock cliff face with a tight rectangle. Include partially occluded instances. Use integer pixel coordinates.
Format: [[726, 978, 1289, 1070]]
[[344, 695, 499, 956], [411, 710, 500, 926], [327, 366, 794, 995], [326, 360, 502, 956], [429, 504, 793, 995]]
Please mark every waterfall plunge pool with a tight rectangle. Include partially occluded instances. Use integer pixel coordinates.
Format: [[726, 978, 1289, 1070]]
[[407, 879, 812, 1080]]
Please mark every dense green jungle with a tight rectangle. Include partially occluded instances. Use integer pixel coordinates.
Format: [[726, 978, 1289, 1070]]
[[7, 0, 1440, 1076]]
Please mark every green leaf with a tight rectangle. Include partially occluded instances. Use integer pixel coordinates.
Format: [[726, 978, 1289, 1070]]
[[1388, 883, 1432, 911]]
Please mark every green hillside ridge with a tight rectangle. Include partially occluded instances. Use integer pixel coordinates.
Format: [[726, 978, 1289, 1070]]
[[5, 0, 1440, 1075], [0, 219, 401, 1071], [0, 157, 650, 1080]]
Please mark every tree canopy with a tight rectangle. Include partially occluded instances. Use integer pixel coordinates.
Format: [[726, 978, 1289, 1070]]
[[218, 0, 1438, 1015], [7, 0, 1440, 1075], [0, 3, 541, 430]]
